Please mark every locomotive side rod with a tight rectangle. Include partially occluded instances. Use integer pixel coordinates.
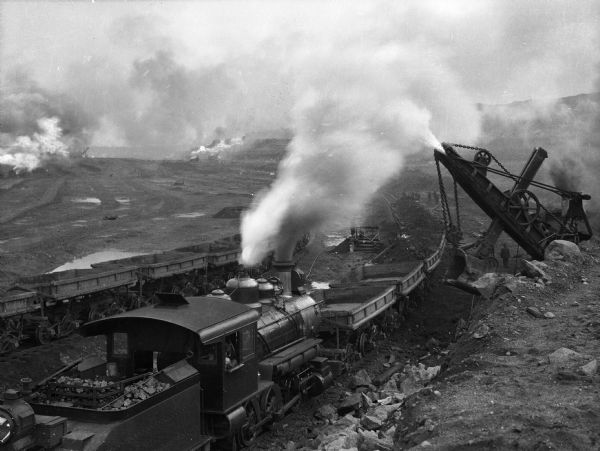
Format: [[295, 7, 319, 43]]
[[275, 393, 302, 420]]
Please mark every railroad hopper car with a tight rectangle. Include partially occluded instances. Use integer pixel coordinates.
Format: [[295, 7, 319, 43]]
[[0, 236, 243, 353], [0, 234, 446, 450]]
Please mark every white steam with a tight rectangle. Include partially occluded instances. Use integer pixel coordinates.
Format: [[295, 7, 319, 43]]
[[0, 117, 70, 173], [240, 10, 478, 265]]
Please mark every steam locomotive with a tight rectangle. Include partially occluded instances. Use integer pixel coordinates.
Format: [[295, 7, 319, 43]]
[[0, 237, 446, 450]]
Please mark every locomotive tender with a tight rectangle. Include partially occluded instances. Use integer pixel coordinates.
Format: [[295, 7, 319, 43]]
[[0, 236, 446, 450]]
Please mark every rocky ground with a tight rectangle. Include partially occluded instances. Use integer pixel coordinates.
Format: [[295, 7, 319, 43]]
[[250, 239, 600, 451]]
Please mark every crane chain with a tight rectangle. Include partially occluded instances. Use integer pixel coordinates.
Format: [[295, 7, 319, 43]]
[[446, 142, 581, 244], [454, 179, 461, 232], [489, 153, 511, 176], [447, 142, 511, 175], [435, 157, 450, 229], [436, 157, 462, 246]]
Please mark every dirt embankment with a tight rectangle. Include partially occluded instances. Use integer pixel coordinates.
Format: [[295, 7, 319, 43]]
[[251, 241, 600, 451], [396, 240, 600, 450]]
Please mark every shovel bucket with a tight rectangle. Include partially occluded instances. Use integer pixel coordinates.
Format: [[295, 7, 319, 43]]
[[444, 248, 499, 294]]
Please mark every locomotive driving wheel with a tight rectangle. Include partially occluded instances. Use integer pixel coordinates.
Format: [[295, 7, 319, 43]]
[[344, 342, 358, 364], [239, 401, 258, 447], [35, 322, 53, 345], [261, 386, 282, 426], [507, 189, 541, 226], [0, 334, 18, 355], [358, 331, 370, 356], [58, 313, 77, 338]]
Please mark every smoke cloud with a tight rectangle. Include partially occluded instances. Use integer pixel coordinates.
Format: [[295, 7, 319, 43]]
[[0, 72, 96, 171], [0, 117, 71, 172], [549, 158, 583, 193]]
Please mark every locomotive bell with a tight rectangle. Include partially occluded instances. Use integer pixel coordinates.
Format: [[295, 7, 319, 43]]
[[225, 274, 259, 303], [256, 277, 275, 299]]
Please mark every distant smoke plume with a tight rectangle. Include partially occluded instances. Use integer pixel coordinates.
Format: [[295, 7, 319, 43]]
[[240, 7, 479, 265], [549, 157, 582, 192], [0, 72, 96, 172], [0, 117, 71, 172]]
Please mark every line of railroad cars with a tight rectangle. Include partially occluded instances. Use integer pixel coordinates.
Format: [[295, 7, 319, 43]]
[[0, 235, 244, 354], [0, 234, 445, 450]]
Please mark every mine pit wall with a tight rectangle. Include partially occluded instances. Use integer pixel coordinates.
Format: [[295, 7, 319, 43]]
[[405, 249, 476, 347]]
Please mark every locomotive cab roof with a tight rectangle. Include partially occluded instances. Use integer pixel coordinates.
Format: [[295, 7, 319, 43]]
[[80, 295, 259, 344]]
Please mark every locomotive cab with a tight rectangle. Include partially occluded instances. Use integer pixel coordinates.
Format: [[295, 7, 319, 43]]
[[0, 293, 262, 450]]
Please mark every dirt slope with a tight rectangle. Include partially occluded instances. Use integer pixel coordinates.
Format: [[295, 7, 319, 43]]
[[397, 240, 600, 450]]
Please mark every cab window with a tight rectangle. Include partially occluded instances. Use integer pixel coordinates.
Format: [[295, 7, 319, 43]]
[[239, 325, 255, 362], [224, 333, 240, 370], [112, 332, 128, 356]]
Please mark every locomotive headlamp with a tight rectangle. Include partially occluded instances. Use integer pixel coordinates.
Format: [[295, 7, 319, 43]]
[[0, 411, 14, 445]]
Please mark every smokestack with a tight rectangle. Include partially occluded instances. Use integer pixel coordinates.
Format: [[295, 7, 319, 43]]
[[272, 256, 294, 297]]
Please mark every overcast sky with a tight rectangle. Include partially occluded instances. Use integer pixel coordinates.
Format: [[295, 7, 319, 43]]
[[1, 0, 599, 147], [3, 0, 599, 101]]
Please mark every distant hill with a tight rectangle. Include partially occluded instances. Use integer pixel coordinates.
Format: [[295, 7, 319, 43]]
[[89, 137, 292, 162], [89, 145, 190, 160]]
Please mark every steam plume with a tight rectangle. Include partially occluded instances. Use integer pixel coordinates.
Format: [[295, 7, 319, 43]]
[[240, 10, 479, 265]]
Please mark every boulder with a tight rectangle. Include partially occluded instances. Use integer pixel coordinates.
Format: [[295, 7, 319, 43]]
[[579, 359, 598, 377], [383, 425, 396, 441], [321, 428, 359, 450], [315, 403, 338, 423], [358, 429, 393, 451], [350, 369, 372, 389], [400, 375, 421, 396], [520, 260, 549, 281], [400, 364, 440, 395], [360, 414, 383, 430], [544, 240, 582, 262], [338, 393, 362, 415], [548, 347, 582, 364], [526, 306, 545, 319], [472, 323, 490, 339], [336, 413, 361, 428], [371, 403, 402, 421], [502, 275, 519, 293], [380, 377, 399, 394], [376, 396, 393, 405], [472, 273, 502, 299]]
